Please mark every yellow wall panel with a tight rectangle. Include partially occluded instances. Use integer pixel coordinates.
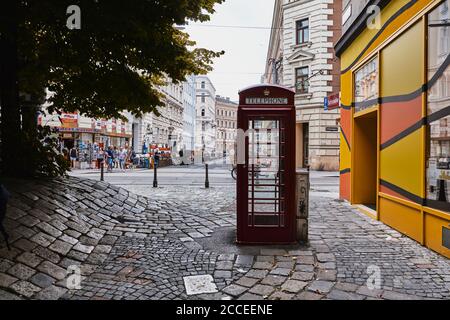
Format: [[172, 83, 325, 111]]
[[341, 0, 432, 74], [424, 212, 450, 258], [381, 22, 423, 96], [379, 197, 422, 242], [340, 134, 351, 171], [340, 0, 410, 71], [380, 129, 422, 196], [340, 72, 353, 106]]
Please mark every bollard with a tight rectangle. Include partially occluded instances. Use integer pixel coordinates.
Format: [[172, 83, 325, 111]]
[[205, 164, 210, 189], [153, 162, 158, 188], [100, 160, 104, 181]]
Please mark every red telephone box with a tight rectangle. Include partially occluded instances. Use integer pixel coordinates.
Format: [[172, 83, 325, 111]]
[[237, 84, 296, 244]]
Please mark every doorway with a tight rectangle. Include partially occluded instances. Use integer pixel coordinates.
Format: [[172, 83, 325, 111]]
[[353, 110, 378, 211]]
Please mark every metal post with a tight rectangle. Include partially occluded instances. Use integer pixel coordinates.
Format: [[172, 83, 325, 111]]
[[100, 160, 104, 181], [153, 162, 158, 188], [205, 164, 210, 189]]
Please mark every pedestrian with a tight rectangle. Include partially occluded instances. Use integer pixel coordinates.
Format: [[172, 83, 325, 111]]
[[69, 146, 77, 169], [113, 146, 120, 169], [106, 146, 114, 172], [119, 147, 127, 171], [130, 150, 137, 169], [154, 149, 160, 168], [97, 148, 105, 170]]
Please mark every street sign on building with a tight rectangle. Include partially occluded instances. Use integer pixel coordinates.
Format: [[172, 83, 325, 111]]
[[324, 93, 340, 111]]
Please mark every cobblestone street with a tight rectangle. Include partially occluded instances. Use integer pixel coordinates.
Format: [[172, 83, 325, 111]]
[[0, 167, 449, 300]]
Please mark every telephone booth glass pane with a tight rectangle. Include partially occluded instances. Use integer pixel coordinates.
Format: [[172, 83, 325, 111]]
[[247, 119, 285, 227]]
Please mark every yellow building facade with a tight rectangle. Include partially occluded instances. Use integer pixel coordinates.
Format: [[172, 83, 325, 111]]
[[335, 0, 450, 258]]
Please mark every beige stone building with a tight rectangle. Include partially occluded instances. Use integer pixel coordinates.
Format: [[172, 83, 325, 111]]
[[264, 0, 342, 171], [215, 95, 238, 158]]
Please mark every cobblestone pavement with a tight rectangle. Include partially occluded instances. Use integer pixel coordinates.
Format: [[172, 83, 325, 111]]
[[0, 177, 449, 300]]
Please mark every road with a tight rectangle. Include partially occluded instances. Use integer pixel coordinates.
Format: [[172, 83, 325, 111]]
[[69, 162, 340, 198]]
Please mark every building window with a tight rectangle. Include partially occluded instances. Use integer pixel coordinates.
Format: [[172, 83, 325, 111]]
[[295, 67, 309, 94], [426, 0, 450, 211], [201, 94, 205, 103], [201, 109, 205, 117], [354, 57, 378, 112], [296, 18, 309, 45], [201, 81, 205, 89]]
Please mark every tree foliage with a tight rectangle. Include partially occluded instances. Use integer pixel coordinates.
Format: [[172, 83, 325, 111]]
[[1, 0, 224, 177], [21, 0, 224, 118]]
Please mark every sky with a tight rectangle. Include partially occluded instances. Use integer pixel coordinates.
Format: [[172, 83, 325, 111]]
[[185, 0, 276, 102]]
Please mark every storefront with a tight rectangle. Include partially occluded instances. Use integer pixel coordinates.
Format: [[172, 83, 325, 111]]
[[335, 0, 450, 258], [40, 112, 132, 168]]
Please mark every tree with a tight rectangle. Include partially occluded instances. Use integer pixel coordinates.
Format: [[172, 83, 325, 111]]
[[0, 0, 224, 178]]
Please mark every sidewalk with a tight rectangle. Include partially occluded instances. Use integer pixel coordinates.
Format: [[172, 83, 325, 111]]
[[0, 177, 448, 300]]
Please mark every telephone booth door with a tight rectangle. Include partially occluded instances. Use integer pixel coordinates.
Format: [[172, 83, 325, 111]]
[[237, 85, 296, 244]]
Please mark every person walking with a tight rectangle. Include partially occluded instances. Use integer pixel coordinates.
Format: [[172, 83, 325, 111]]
[[69, 147, 77, 169], [97, 147, 105, 170], [153, 149, 160, 168], [106, 146, 114, 172], [119, 147, 127, 171]]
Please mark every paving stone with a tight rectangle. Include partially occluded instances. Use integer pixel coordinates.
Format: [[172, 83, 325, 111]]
[[327, 289, 365, 300], [249, 284, 275, 297], [36, 222, 63, 238], [307, 281, 334, 294], [269, 291, 295, 300], [237, 293, 264, 300], [30, 273, 56, 288], [34, 285, 68, 300], [222, 284, 247, 297], [296, 256, 315, 265], [16, 252, 43, 268], [73, 243, 95, 254], [7, 263, 36, 280], [317, 269, 337, 281], [276, 261, 295, 269], [356, 285, 384, 298], [334, 282, 360, 292], [10, 281, 41, 298], [0, 273, 18, 287], [49, 240, 73, 256], [260, 275, 286, 286], [295, 264, 314, 272], [33, 246, 61, 264], [183, 275, 218, 296], [256, 256, 275, 263], [214, 271, 233, 279], [235, 277, 260, 288], [291, 272, 314, 281], [260, 249, 287, 256], [316, 253, 335, 263], [37, 262, 66, 280], [0, 289, 22, 300], [216, 261, 233, 270], [59, 234, 79, 246], [13, 238, 37, 252], [296, 291, 324, 300], [252, 261, 274, 270], [381, 290, 421, 300], [235, 255, 254, 267], [30, 232, 56, 248], [246, 269, 269, 279], [281, 280, 308, 293], [269, 268, 291, 276]]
